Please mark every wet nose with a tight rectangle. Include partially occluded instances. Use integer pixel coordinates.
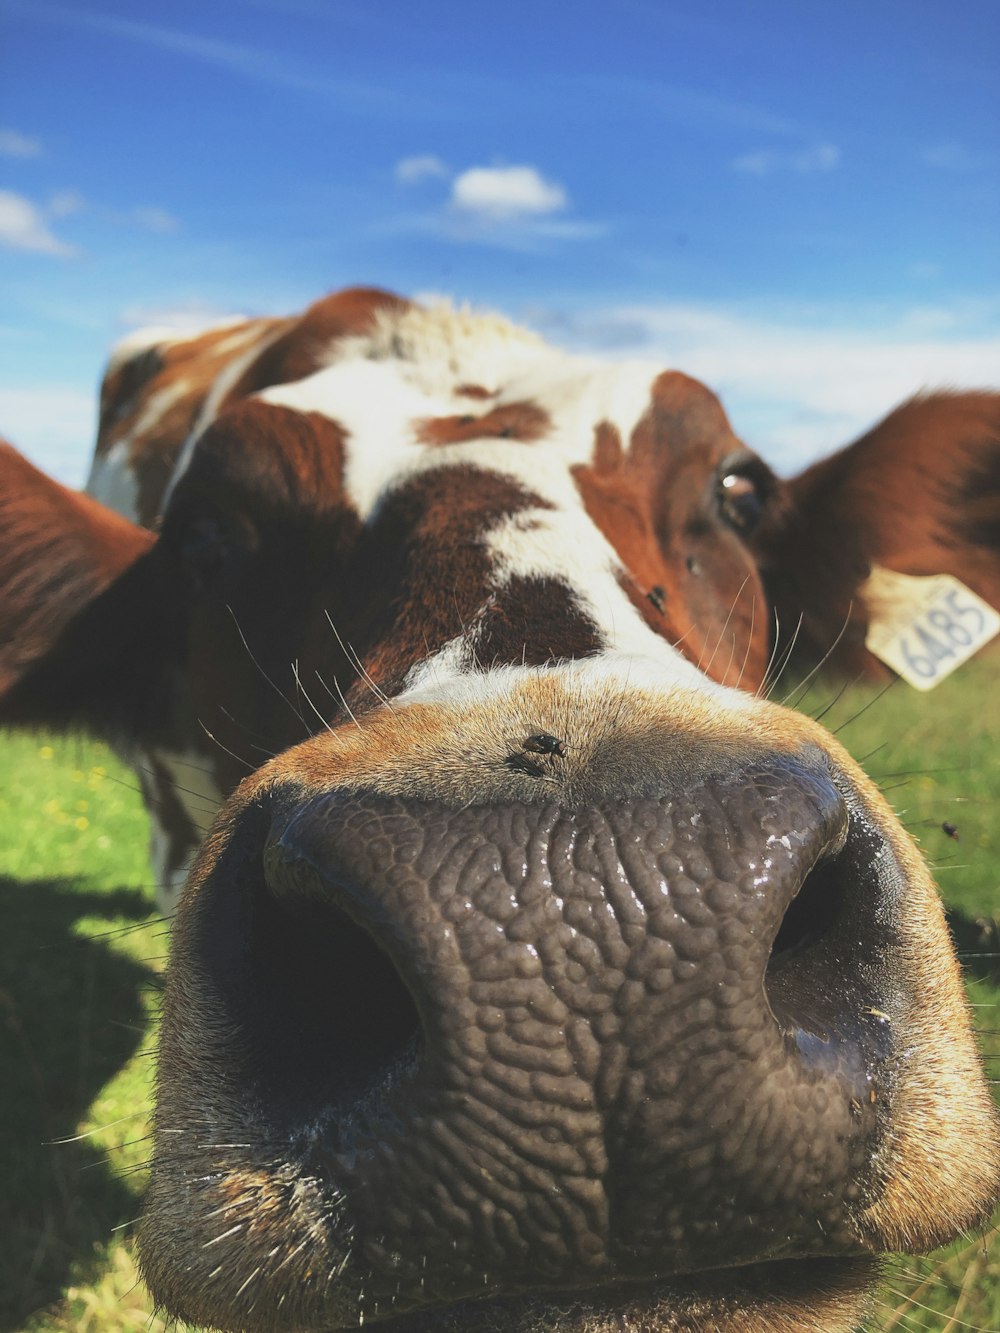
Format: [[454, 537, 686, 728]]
[[232, 752, 898, 1299]]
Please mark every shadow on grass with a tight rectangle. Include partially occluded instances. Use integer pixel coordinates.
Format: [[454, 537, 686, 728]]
[[0, 875, 161, 1330]]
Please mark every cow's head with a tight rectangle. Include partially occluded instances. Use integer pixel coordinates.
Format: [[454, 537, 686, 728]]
[[2, 290, 998, 1332]]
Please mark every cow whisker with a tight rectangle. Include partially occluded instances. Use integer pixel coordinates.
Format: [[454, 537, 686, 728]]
[[198, 719, 259, 771], [734, 592, 757, 690], [325, 609, 396, 711], [227, 605, 308, 732], [830, 675, 899, 735], [761, 610, 804, 700], [700, 572, 751, 680], [292, 661, 337, 737], [782, 598, 856, 710]]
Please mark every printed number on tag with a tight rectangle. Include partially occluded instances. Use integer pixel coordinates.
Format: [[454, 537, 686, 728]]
[[862, 568, 1000, 691]]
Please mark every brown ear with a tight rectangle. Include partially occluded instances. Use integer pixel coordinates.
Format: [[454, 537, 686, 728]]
[[0, 441, 154, 711], [756, 392, 1000, 677]]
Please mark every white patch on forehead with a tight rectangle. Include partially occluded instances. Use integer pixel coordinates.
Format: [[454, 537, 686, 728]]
[[504, 357, 667, 456], [259, 359, 451, 517], [85, 439, 141, 522], [258, 351, 665, 528], [355, 300, 549, 395], [487, 504, 659, 655], [350, 301, 667, 451]]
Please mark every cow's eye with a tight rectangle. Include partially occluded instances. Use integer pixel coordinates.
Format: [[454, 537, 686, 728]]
[[718, 469, 766, 536]]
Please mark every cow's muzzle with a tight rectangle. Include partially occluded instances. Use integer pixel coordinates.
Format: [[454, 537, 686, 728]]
[[143, 751, 932, 1328]]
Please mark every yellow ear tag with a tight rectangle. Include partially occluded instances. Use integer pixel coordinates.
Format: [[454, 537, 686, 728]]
[[861, 565, 1000, 690]]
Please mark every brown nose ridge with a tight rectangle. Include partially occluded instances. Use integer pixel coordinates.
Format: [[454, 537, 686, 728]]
[[222, 754, 901, 1304]]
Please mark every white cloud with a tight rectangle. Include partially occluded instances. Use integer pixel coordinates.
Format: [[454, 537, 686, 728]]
[[534, 300, 1000, 473], [381, 158, 595, 248], [0, 128, 42, 158], [732, 142, 841, 176], [0, 191, 75, 257], [395, 154, 448, 184], [0, 385, 96, 487], [450, 165, 567, 222]]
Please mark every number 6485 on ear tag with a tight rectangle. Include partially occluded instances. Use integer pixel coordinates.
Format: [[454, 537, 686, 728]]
[[862, 566, 1000, 690]]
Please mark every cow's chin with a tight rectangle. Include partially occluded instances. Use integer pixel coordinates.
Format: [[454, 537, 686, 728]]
[[337, 1259, 881, 1332]]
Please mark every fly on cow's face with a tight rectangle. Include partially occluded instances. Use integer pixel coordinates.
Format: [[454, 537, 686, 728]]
[[522, 733, 566, 757]]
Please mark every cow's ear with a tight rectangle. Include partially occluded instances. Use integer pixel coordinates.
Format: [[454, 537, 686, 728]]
[[754, 392, 1000, 677], [0, 441, 158, 728]]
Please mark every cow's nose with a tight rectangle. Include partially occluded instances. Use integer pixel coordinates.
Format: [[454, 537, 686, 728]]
[[199, 754, 899, 1302]]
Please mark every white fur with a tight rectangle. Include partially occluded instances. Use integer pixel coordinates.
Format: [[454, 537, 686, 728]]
[[102, 326, 194, 381], [398, 648, 745, 714], [142, 748, 224, 916], [84, 440, 142, 523], [160, 322, 287, 508]]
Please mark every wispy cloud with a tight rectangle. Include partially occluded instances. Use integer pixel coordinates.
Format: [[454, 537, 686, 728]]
[[395, 154, 449, 185], [922, 140, 992, 173], [732, 143, 841, 176], [117, 301, 243, 331], [532, 299, 1000, 472], [0, 191, 76, 256], [0, 187, 180, 251], [48, 190, 86, 218], [130, 205, 180, 233], [0, 128, 42, 158], [582, 75, 800, 139], [16, 2, 406, 112]]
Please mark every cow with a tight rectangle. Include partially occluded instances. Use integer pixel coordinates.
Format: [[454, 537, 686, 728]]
[[1, 286, 998, 1333]]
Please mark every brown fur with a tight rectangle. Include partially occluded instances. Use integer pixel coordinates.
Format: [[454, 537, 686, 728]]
[[758, 390, 1000, 675], [95, 288, 408, 526], [0, 441, 152, 692], [573, 373, 773, 687]]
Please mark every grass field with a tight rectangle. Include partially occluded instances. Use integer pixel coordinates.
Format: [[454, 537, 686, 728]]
[[1, 659, 998, 1333]]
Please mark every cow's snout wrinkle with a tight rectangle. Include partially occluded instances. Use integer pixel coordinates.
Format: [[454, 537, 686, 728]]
[[187, 754, 909, 1310]]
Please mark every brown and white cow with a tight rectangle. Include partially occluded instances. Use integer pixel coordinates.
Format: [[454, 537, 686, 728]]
[[1, 287, 999, 1332]]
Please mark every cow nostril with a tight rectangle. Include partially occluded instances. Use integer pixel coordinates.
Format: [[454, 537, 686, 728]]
[[763, 810, 895, 1054], [767, 852, 845, 966], [234, 843, 423, 1130]]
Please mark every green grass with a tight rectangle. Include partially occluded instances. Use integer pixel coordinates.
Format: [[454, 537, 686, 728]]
[[1, 659, 998, 1332]]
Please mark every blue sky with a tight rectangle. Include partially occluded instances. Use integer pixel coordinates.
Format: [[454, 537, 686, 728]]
[[2, 0, 998, 485]]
